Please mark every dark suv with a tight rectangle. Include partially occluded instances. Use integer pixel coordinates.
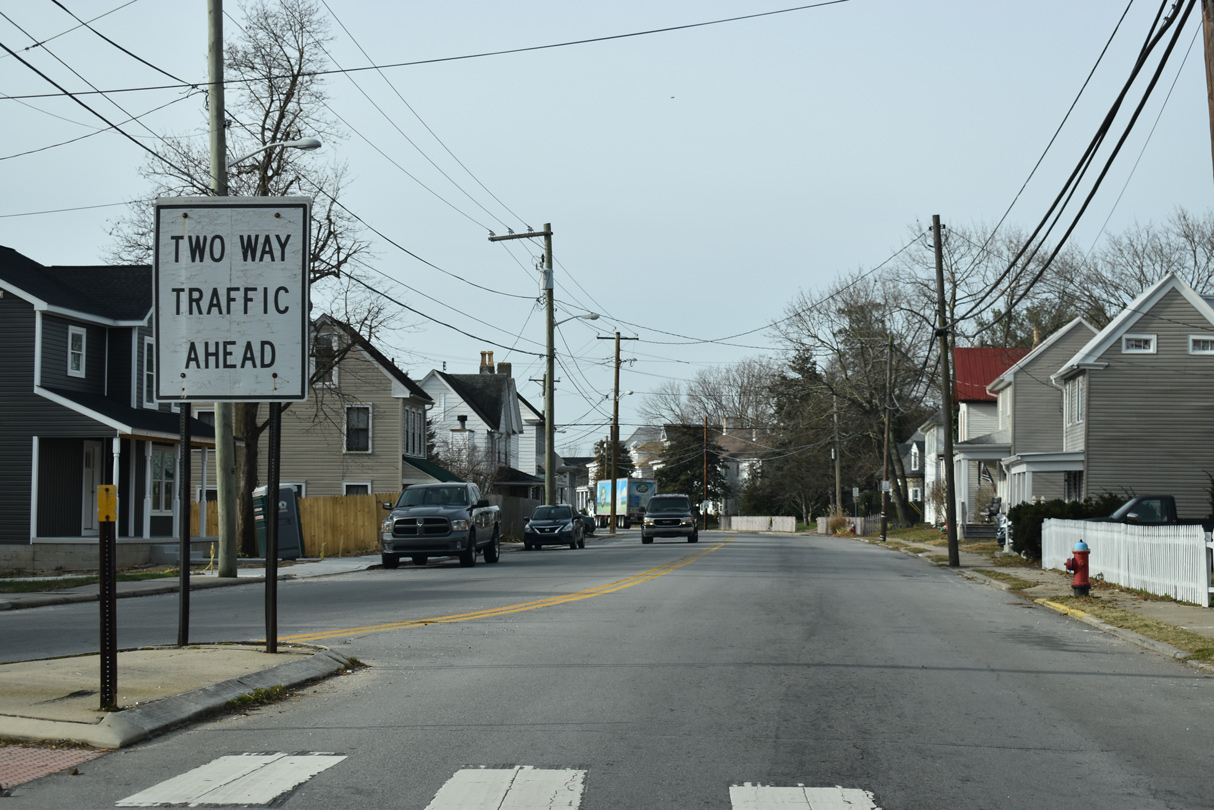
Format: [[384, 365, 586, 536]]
[[641, 494, 699, 544]]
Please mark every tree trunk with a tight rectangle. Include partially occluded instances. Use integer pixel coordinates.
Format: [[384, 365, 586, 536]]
[[236, 402, 262, 557], [889, 440, 913, 526]]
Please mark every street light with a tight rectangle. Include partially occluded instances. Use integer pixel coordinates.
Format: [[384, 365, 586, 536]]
[[230, 137, 323, 168]]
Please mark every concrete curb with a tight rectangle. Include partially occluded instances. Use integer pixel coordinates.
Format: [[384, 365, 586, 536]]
[[0, 647, 352, 749]]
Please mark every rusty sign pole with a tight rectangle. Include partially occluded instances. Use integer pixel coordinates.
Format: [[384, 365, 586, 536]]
[[98, 484, 118, 711]]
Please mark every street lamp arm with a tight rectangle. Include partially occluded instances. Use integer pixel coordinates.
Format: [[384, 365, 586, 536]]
[[230, 137, 322, 168]]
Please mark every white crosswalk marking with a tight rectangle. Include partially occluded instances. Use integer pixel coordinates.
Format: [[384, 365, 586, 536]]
[[730, 784, 881, 809], [116, 753, 346, 807], [424, 767, 586, 810]]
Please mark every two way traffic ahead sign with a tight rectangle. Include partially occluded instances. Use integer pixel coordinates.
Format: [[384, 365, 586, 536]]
[[154, 197, 311, 402]]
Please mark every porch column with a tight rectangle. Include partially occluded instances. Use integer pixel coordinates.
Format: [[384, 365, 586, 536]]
[[142, 442, 152, 539]]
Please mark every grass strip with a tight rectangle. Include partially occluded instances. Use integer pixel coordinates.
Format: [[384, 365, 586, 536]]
[[0, 570, 179, 594], [1051, 596, 1214, 664], [973, 569, 1037, 591]]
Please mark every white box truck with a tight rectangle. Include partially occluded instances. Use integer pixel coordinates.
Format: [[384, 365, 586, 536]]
[[594, 478, 658, 528]]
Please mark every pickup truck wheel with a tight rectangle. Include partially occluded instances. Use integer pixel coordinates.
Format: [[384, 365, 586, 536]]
[[381, 553, 400, 569], [688, 532, 699, 543], [641, 535, 653, 545], [411, 555, 428, 566], [484, 529, 501, 563], [459, 532, 477, 567]]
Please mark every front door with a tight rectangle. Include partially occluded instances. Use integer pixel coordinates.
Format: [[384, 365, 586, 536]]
[[82, 441, 102, 535]]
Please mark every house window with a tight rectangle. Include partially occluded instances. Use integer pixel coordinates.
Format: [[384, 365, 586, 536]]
[[195, 408, 215, 427], [344, 482, 371, 496], [143, 338, 156, 406], [910, 487, 922, 501], [1066, 377, 1085, 425], [151, 446, 176, 514], [911, 445, 920, 472], [313, 334, 338, 386], [345, 405, 371, 452], [68, 326, 86, 378], [1190, 336, 1214, 355], [1121, 334, 1156, 354]]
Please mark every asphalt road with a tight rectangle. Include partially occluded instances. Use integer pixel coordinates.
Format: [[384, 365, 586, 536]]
[[6, 531, 1214, 809]]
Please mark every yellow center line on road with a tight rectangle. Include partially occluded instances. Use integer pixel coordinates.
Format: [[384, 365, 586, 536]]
[[278, 536, 737, 643]]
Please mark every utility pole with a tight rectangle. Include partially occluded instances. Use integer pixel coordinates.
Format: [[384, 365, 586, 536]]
[[208, 0, 238, 578], [489, 224, 555, 504], [880, 333, 892, 543], [832, 394, 842, 514], [702, 416, 708, 532], [933, 215, 960, 567], [597, 331, 637, 533], [1203, 0, 1214, 181]]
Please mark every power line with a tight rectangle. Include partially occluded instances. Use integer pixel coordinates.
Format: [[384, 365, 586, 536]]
[[2, 1, 852, 102]]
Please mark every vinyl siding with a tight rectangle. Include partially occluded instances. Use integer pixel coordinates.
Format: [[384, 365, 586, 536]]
[[41, 314, 105, 395], [37, 438, 83, 536], [1011, 325, 1094, 454], [0, 296, 35, 543], [960, 403, 997, 440], [1085, 289, 1214, 516]]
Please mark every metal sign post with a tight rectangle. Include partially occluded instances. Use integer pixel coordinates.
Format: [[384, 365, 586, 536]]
[[153, 196, 310, 654], [98, 485, 118, 710]]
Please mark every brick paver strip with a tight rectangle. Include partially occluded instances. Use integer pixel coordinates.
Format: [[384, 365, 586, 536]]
[[0, 747, 104, 789]]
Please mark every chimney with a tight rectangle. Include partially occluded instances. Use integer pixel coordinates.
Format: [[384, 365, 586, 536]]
[[497, 361, 512, 378], [479, 351, 495, 374]]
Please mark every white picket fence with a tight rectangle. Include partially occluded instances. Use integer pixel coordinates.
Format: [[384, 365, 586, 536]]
[[1042, 519, 1214, 607]]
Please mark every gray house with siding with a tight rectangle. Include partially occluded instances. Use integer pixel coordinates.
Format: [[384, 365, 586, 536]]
[[1051, 273, 1214, 517], [988, 318, 1098, 509], [0, 246, 215, 572]]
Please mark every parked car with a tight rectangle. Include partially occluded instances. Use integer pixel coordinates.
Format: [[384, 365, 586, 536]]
[[1088, 495, 1214, 530], [578, 513, 596, 536], [524, 504, 585, 550], [641, 494, 699, 544], [380, 482, 501, 568]]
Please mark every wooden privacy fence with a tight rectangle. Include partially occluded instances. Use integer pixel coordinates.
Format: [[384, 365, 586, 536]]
[[1043, 518, 1214, 607], [190, 492, 395, 558]]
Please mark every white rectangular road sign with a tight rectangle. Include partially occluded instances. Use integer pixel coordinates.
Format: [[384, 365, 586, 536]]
[[154, 197, 311, 402]]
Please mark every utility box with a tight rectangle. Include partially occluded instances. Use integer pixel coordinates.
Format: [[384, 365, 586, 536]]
[[253, 486, 303, 560]]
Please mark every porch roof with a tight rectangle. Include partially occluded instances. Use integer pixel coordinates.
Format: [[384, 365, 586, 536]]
[[1002, 451, 1084, 473], [37, 386, 217, 446]]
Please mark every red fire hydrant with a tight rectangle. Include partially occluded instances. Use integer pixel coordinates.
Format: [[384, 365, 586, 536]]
[[1064, 540, 1090, 597]]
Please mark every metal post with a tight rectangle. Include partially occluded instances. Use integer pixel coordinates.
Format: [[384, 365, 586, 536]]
[[880, 333, 892, 542], [177, 405, 191, 647], [266, 403, 281, 654], [98, 484, 117, 710]]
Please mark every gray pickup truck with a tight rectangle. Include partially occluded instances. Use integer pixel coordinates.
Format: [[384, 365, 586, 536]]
[[380, 482, 501, 568]]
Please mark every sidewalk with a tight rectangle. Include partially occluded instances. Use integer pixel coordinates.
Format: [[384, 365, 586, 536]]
[[0, 553, 381, 772], [853, 531, 1214, 670]]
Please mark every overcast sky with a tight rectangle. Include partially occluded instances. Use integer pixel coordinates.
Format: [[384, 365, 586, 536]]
[[2, 1, 1210, 456]]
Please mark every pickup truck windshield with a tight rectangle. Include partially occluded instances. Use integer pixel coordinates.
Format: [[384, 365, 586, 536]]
[[1110, 497, 1166, 523], [397, 487, 468, 508], [532, 506, 572, 521], [647, 496, 690, 512]]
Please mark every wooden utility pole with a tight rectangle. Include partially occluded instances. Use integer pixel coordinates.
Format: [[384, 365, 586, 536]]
[[933, 215, 960, 567], [208, 0, 238, 578], [597, 332, 637, 533], [880, 333, 892, 542], [489, 225, 556, 504], [703, 416, 708, 531], [832, 394, 842, 514], [1203, 0, 1214, 181]]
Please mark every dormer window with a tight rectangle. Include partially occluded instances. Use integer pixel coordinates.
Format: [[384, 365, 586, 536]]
[[67, 326, 86, 378], [1121, 334, 1156, 354]]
